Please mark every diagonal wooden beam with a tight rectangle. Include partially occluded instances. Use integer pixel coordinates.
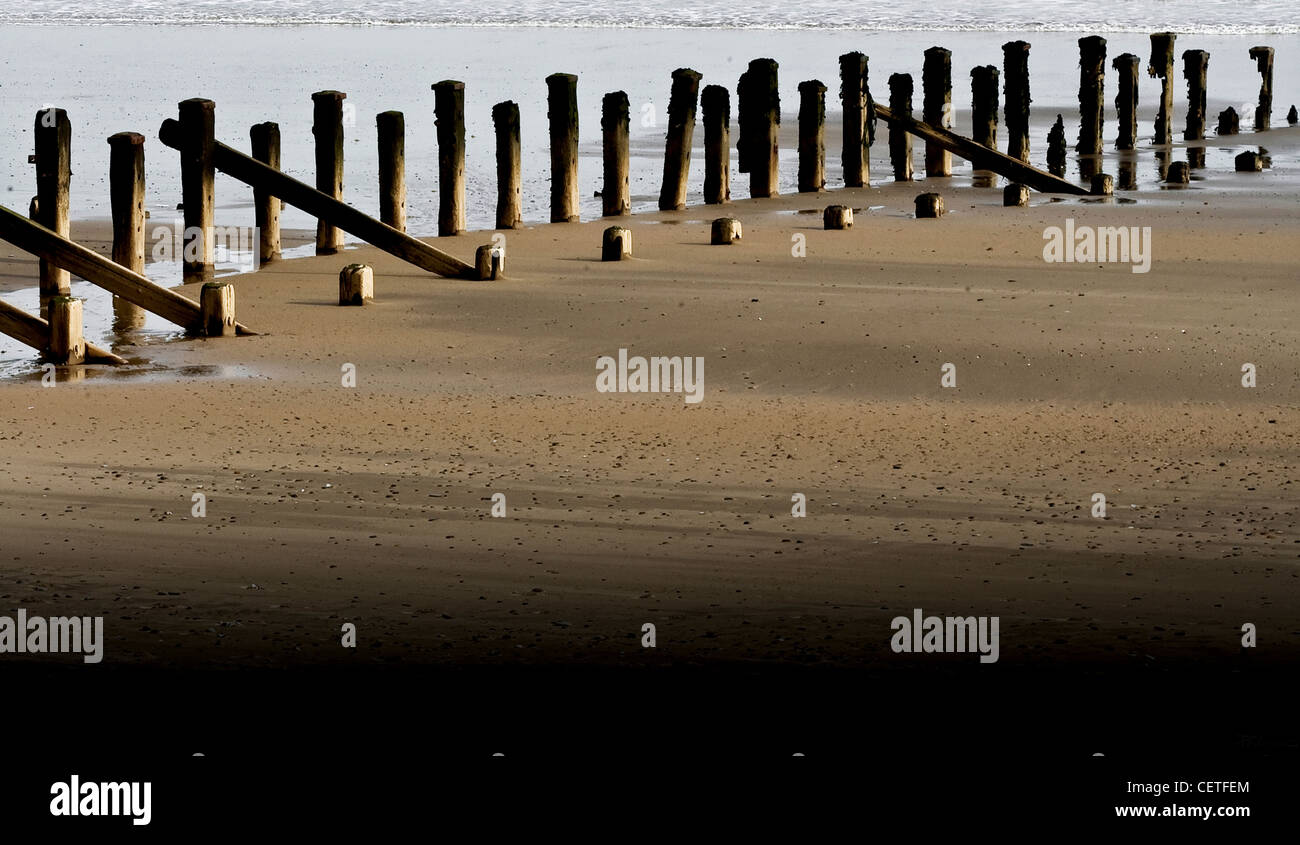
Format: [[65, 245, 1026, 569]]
[[158, 119, 478, 279], [0, 204, 256, 335], [872, 104, 1089, 195]]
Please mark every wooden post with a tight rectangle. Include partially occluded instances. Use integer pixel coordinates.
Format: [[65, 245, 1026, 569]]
[[839, 52, 872, 187], [547, 73, 580, 223], [492, 102, 523, 228], [1249, 46, 1273, 130], [601, 92, 631, 216], [1148, 33, 1176, 146], [47, 296, 84, 365], [701, 85, 730, 204], [200, 281, 235, 337], [659, 69, 702, 211], [376, 111, 406, 232], [1217, 107, 1240, 135], [34, 107, 72, 300], [433, 80, 466, 235], [178, 98, 215, 283], [157, 120, 475, 278], [971, 65, 999, 150], [1002, 41, 1031, 163], [1235, 151, 1263, 172], [1004, 184, 1029, 207], [602, 226, 631, 260], [1112, 53, 1140, 150], [1077, 36, 1106, 157], [823, 205, 853, 229], [312, 91, 346, 254], [1166, 161, 1190, 184], [107, 131, 147, 330], [1182, 51, 1209, 141], [738, 58, 780, 198], [710, 218, 741, 244], [888, 74, 913, 182], [0, 298, 122, 364], [1090, 173, 1114, 196], [798, 80, 826, 192], [1288, 105, 1298, 125], [474, 244, 504, 280], [339, 264, 374, 305], [250, 122, 282, 262], [923, 47, 952, 177], [914, 193, 945, 218], [1047, 115, 1067, 177]]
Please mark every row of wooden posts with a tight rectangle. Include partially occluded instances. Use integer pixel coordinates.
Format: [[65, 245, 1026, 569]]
[[1, 35, 1287, 366]]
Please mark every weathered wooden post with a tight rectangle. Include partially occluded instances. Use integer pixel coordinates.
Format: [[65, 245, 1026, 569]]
[[48, 296, 84, 365], [1182, 51, 1209, 142], [1077, 36, 1106, 160], [798, 80, 826, 192], [1166, 161, 1190, 184], [1235, 150, 1263, 172], [823, 205, 853, 229], [376, 111, 406, 232], [1047, 115, 1067, 177], [1182, 50, 1209, 168], [738, 58, 780, 198], [475, 244, 504, 280], [701, 85, 730, 204], [1249, 46, 1273, 130], [1090, 173, 1114, 196], [178, 98, 215, 283], [312, 91, 346, 254], [971, 65, 999, 149], [1217, 107, 1240, 135], [493, 102, 523, 228], [711, 218, 741, 244], [1288, 105, 1298, 125], [547, 73, 580, 222], [200, 281, 235, 337], [107, 131, 146, 329], [839, 52, 872, 187], [1112, 53, 1139, 150], [914, 193, 944, 218], [1148, 33, 1176, 145], [1002, 41, 1031, 162], [34, 107, 72, 299], [923, 47, 952, 177], [433, 80, 466, 235], [602, 226, 631, 260], [659, 68, 701, 210], [1004, 183, 1029, 207], [250, 122, 282, 261], [339, 264, 374, 305], [601, 92, 630, 216], [888, 73, 914, 181]]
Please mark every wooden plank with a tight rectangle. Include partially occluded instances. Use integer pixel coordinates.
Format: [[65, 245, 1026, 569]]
[[0, 204, 255, 335], [872, 104, 1089, 195], [158, 119, 476, 279], [0, 298, 127, 364]]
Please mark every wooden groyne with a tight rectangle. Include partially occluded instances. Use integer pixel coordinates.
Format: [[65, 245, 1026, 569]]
[[2, 34, 1288, 370]]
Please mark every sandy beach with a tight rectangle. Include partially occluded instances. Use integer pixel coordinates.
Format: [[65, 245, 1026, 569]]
[[2, 162, 1297, 762]]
